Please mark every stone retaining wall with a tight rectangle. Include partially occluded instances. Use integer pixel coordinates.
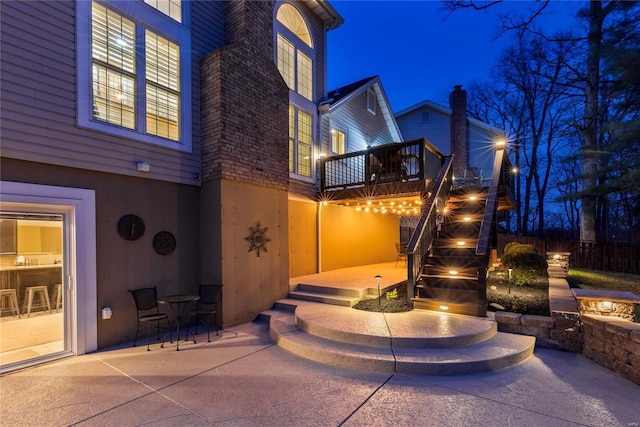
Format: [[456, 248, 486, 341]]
[[491, 311, 582, 353], [581, 315, 640, 385], [490, 282, 640, 385]]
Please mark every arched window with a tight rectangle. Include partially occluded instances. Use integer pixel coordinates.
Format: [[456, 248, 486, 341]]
[[275, 3, 313, 101], [276, 3, 311, 47], [275, 2, 316, 179]]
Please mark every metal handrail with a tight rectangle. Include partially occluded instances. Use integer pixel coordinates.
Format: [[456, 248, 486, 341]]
[[406, 155, 454, 300]]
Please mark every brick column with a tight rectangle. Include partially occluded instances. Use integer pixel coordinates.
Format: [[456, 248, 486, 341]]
[[199, 0, 290, 328]]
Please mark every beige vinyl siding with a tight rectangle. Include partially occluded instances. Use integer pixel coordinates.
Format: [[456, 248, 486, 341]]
[[326, 90, 397, 154], [310, 15, 325, 103], [189, 0, 225, 167], [0, 1, 203, 185], [396, 108, 451, 155], [468, 124, 500, 183]]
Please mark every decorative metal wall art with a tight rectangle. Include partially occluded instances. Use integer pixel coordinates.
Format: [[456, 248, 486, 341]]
[[245, 221, 271, 257]]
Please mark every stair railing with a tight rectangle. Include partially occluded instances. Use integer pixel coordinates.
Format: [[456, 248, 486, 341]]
[[406, 155, 454, 301], [476, 147, 505, 257]]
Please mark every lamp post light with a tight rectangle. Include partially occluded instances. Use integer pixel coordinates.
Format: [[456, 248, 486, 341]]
[[375, 275, 382, 306], [508, 268, 513, 294]]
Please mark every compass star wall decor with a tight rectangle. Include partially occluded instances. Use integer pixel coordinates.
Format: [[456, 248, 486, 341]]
[[245, 221, 271, 257]]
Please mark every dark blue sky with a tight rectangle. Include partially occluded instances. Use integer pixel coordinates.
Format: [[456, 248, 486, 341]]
[[327, 1, 580, 113]]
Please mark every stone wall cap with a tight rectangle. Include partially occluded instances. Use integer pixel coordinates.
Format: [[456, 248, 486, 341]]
[[572, 289, 640, 303]]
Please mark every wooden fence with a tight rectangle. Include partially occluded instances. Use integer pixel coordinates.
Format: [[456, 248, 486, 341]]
[[497, 234, 640, 275]]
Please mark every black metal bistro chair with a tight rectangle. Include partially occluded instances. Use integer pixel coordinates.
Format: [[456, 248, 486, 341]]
[[128, 287, 172, 351], [188, 284, 221, 343], [395, 242, 408, 267]]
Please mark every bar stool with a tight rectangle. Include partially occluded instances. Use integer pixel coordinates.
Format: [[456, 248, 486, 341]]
[[0, 289, 21, 318], [23, 285, 52, 317], [53, 283, 63, 312]]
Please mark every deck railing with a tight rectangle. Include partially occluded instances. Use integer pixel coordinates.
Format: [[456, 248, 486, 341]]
[[318, 139, 444, 192], [476, 147, 506, 257], [406, 155, 454, 300]]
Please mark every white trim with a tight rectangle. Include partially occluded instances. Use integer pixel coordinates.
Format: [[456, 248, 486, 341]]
[[328, 77, 403, 142], [274, 1, 317, 102], [367, 88, 377, 114], [0, 181, 97, 373], [76, 0, 192, 152]]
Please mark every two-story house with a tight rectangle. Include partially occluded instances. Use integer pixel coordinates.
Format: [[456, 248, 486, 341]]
[[0, 0, 512, 373], [0, 0, 351, 373]]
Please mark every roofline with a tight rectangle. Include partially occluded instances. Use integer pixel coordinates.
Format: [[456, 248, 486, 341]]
[[304, 0, 344, 30], [328, 76, 403, 141], [395, 99, 505, 135], [395, 99, 450, 118]]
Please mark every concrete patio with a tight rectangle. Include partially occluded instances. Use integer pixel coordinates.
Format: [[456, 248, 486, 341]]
[[2, 312, 640, 426]]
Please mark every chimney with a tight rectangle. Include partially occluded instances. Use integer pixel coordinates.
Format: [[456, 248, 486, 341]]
[[449, 85, 468, 179]]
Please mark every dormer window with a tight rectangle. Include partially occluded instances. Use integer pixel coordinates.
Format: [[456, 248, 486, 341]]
[[275, 3, 314, 101]]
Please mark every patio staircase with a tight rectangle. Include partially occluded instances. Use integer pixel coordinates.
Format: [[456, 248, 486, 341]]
[[259, 299, 535, 375], [414, 188, 490, 316]]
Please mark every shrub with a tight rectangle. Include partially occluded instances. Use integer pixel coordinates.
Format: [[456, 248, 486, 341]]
[[504, 242, 535, 255], [501, 250, 548, 278], [503, 242, 521, 255]]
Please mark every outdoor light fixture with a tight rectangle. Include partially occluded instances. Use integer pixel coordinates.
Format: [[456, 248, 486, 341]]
[[463, 216, 471, 222], [469, 195, 477, 201], [439, 305, 449, 311], [375, 275, 382, 306], [449, 270, 458, 275], [508, 268, 513, 294], [495, 139, 506, 149], [598, 301, 613, 312], [456, 240, 465, 246], [136, 161, 150, 172]]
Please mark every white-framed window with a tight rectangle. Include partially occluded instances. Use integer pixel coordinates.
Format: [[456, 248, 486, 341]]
[[144, 0, 182, 22], [289, 105, 313, 177], [275, 3, 314, 101], [331, 128, 346, 155], [367, 88, 377, 114], [76, 1, 192, 152]]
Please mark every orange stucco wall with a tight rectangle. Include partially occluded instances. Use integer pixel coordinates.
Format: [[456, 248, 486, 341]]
[[288, 198, 318, 278], [320, 204, 399, 272], [288, 199, 401, 277]]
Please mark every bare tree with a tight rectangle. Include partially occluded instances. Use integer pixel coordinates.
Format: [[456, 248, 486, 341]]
[[443, 0, 637, 243], [467, 35, 576, 238]]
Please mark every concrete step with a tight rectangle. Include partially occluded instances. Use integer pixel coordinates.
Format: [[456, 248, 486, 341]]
[[288, 283, 397, 307], [292, 283, 364, 298], [288, 290, 360, 307], [261, 301, 535, 375], [413, 298, 487, 317]]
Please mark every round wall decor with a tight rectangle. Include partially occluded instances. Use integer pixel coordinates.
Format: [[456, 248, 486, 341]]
[[117, 215, 145, 241], [153, 231, 176, 255]]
